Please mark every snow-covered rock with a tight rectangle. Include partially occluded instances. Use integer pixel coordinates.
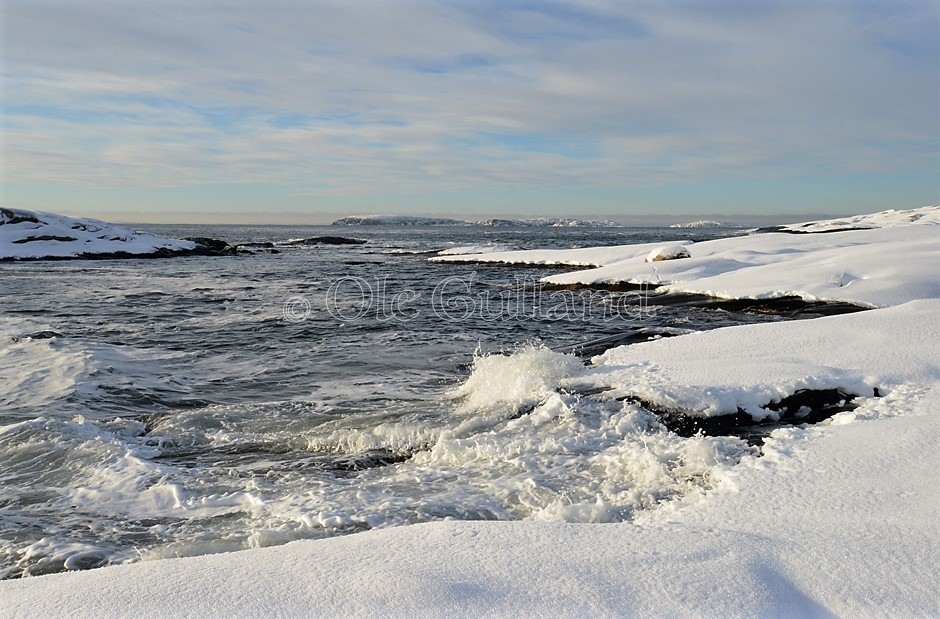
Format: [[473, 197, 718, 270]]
[[644, 244, 691, 262], [0, 208, 197, 260]]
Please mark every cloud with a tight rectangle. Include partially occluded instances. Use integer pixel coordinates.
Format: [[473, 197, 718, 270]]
[[2, 0, 937, 209]]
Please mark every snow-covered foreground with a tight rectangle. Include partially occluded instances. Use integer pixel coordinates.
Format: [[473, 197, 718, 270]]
[[2, 300, 938, 617], [0, 208, 195, 260], [2, 206, 939, 616]]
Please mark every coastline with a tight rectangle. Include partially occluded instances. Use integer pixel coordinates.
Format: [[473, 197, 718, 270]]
[[2, 206, 938, 616]]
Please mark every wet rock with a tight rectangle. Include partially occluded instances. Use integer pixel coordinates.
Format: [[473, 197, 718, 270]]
[[636, 388, 862, 446], [0, 208, 40, 225], [283, 236, 367, 246], [11, 330, 63, 342], [182, 237, 230, 252]]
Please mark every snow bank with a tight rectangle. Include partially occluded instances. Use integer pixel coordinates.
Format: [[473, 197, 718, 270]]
[[574, 299, 940, 418], [775, 205, 940, 232], [436, 244, 520, 256], [432, 239, 688, 267], [0, 208, 195, 260], [433, 206, 940, 308]]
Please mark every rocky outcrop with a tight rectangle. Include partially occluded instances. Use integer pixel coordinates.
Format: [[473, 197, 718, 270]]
[[282, 236, 367, 246]]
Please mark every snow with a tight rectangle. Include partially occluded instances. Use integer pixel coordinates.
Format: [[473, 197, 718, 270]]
[[432, 206, 940, 308], [644, 244, 691, 262], [437, 244, 521, 256], [0, 208, 195, 260], [574, 299, 940, 418], [432, 239, 683, 267], [669, 219, 739, 228], [2, 205, 939, 616], [776, 205, 940, 232]]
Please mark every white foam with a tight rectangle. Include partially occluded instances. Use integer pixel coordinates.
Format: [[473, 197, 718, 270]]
[[447, 345, 583, 417], [0, 332, 196, 417]]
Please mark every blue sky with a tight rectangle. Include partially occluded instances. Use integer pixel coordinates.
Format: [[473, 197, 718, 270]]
[[1, 0, 938, 224]]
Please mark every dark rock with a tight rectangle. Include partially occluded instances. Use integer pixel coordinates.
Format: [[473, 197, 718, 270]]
[[0, 208, 41, 225], [632, 388, 862, 446], [11, 330, 63, 342], [283, 236, 367, 246], [539, 287, 868, 317], [182, 237, 230, 251], [12, 235, 78, 244], [754, 225, 876, 235], [1, 235, 280, 262]]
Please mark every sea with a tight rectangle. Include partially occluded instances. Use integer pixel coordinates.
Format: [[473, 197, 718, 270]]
[[1, 223, 792, 578]]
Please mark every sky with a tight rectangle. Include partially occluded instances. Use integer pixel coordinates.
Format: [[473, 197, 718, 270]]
[[1, 0, 938, 225]]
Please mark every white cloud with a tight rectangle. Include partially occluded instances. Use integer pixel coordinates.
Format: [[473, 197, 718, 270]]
[[2, 1, 937, 203]]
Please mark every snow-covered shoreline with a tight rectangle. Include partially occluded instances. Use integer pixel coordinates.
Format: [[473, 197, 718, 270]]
[[2, 206, 939, 617], [431, 206, 940, 308], [0, 208, 198, 260]]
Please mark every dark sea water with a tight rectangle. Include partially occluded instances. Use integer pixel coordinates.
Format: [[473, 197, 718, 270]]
[[0, 224, 785, 578]]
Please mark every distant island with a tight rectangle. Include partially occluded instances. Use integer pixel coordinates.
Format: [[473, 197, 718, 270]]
[[669, 220, 743, 229], [332, 215, 622, 227]]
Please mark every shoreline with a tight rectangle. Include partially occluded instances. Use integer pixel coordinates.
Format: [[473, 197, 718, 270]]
[[2, 206, 938, 615]]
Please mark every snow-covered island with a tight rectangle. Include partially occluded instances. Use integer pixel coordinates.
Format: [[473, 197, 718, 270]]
[[0, 208, 204, 260], [477, 217, 622, 227], [2, 206, 939, 617], [669, 219, 741, 228], [332, 214, 471, 226], [332, 214, 622, 227]]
